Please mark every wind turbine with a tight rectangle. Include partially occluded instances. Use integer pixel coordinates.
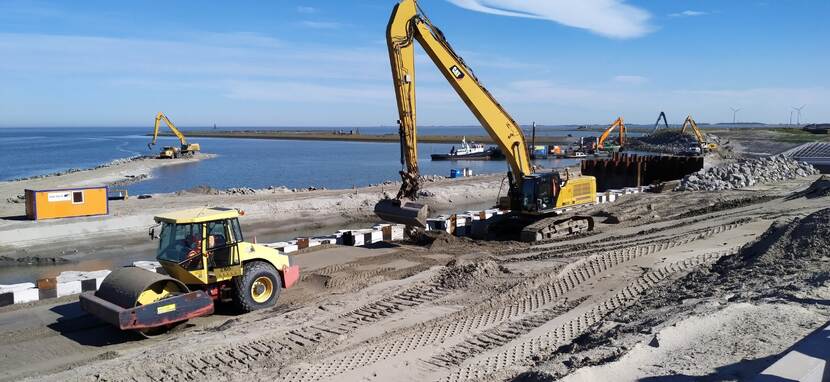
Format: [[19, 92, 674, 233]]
[[792, 105, 805, 126], [789, 110, 794, 126], [729, 107, 741, 124]]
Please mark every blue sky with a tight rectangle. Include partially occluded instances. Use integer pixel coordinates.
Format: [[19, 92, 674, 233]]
[[0, 0, 827, 127]]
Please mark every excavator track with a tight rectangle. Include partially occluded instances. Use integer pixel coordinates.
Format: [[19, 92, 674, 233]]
[[519, 215, 594, 242]]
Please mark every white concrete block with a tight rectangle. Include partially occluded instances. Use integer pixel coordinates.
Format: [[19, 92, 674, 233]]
[[351, 233, 364, 246], [308, 239, 322, 247], [0, 283, 36, 294], [390, 224, 405, 241], [13, 288, 39, 304], [57, 270, 111, 283], [133, 261, 162, 273], [278, 244, 298, 254], [56, 280, 82, 297], [426, 218, 451, 233], [369, 229, 383, 243]]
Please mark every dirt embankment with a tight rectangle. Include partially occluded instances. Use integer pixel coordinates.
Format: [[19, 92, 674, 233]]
[[522, 203, 830, 381]]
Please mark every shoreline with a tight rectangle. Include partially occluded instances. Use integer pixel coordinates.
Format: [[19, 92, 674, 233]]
[[157, 130, 578, 144]]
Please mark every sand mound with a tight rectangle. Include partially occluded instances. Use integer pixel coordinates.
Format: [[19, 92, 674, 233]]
[[721, 208, 830, 272], [439, 258, 509, 289], [788, 174, 830, 200], [408, 230, 480, 252]]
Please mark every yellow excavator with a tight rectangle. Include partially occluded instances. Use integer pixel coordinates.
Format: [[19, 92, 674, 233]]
[[374, 0, 597, 242], [597, 117, 626, 152], [680, 115, 718, 152], [149, 112, 201, 159]]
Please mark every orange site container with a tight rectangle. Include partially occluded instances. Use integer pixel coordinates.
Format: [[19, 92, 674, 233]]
[[24, 187, 109, 220]]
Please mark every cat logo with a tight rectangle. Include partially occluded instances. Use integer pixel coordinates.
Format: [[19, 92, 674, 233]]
[[450, 65, 464, 79]]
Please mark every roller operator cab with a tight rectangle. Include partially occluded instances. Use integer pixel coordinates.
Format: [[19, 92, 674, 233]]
[[79, 207, 299, 336]]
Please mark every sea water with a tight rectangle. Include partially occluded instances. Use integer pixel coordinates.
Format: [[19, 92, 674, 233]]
[[0, 127, 585, 193]]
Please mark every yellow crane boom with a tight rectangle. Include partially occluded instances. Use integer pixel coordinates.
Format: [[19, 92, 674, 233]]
[[148, 112, 200, 158], [387, 0, 531, 201]]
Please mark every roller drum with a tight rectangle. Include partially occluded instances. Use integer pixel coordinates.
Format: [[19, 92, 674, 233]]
[[95, 267, 189, 309]]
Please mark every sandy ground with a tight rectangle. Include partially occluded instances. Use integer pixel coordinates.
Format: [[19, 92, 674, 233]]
[[0, 154, 506, 261], [0, 173, 825, 382]]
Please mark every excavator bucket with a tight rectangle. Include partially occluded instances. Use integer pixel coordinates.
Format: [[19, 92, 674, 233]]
[[374, 199, 428, 228]]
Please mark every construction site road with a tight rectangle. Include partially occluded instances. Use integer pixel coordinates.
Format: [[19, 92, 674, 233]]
[[3, 175, 829, 382]]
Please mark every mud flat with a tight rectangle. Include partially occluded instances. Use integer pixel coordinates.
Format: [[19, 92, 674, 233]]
[[0, 171, 825, 381]]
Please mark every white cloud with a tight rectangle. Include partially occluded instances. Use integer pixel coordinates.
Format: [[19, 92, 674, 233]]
[[299, 20, 344, 29], [613, 75, 647, 85], [296, 6, 316, 14], [669, 10, 707, 17], [444, 0, 652, 39]]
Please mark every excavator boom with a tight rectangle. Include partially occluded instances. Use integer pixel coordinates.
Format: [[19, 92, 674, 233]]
[[653, 111, 669, 133], [386, 0, 532, 198], [597, 117, 626, 151]]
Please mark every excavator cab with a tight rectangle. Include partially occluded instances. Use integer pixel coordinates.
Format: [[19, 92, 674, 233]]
[[518, 173, 597, 214]]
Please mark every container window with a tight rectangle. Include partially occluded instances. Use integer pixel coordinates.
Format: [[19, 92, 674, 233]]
[[72, 191, 84, 204]]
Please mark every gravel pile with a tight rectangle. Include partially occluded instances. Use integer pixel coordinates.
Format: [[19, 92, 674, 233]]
[[626, 131, 700, 154], [675, 155, 818, 191], [10, 155, 147, 181]]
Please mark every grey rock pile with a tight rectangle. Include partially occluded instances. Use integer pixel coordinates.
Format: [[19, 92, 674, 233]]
[[675, 155, 818, 191]]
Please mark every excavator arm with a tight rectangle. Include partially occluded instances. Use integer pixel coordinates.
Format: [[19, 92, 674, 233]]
[[680, 115, 705, 145], [653, 111, 668, 133], [597, 117, 626, 150], [150, 112, 188, 147], [386, 0, 532, 200]]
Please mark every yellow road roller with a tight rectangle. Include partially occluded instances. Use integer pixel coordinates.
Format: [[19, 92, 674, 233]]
[[80, 207, 299, 336]]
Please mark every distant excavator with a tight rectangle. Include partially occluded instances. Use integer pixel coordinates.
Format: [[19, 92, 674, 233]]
[[149, 112, 201, 159], [680, 115, 718, 152], [597, 117, 626, 152], [374, 0, 597, 242]]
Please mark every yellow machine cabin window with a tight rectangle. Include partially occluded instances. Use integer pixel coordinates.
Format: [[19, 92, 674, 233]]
[[157, 222, 204, 270], [72, 191, 84, 204], [207, 220, 238, 268]]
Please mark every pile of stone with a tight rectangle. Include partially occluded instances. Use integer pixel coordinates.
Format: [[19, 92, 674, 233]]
[[675, 155, 819, 191], [11, 155, 147, 182], [626, 131, 699, 154]]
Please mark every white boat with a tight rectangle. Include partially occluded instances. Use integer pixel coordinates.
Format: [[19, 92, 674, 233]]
[[431, 137, 503, 160]]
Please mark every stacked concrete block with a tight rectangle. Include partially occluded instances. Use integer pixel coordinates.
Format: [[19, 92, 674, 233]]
[[341, 230, 365, 246], [58, 270, 111, 290], [0, 283, 39, 306], [623, 187, 640, 195], [359, 229, 383, 245], [454, 214, 472, 237], [389, 224, 405, 241], [263, 242, 299, 254], [313, 236, 339, 245], [426, 215, 452, 233]]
